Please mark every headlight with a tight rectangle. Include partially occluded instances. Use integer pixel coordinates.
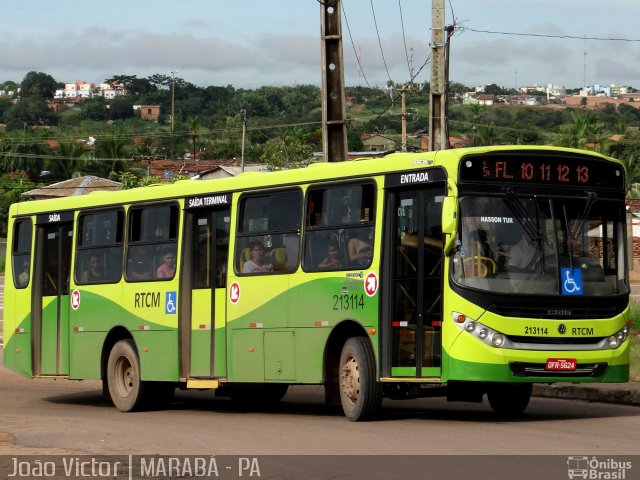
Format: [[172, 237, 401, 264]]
[[608, 323, 630, 349], [491, 333, 506, 347], [452, 312, 510, 349]]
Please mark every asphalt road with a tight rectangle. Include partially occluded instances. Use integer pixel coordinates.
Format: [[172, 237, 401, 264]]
[[1, 353, 639, 456], [2, 350, 640, 479], [1, 277, 639, 479]]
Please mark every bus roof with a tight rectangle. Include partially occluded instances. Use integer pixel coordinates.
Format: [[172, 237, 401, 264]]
[[10, 145, 617, 216]]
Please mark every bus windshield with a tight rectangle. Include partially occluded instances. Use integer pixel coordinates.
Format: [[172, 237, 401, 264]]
[[451, 194, 628, 296]]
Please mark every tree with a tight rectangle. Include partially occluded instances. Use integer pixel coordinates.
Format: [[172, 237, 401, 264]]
[[20, 71, 58, 99], [80, 97, 109, 121], [104, 75, 156, 96], [4, 97, 56, 130], [260, 133, 312, 170], [0, 172, 32, 236], [107, 96, 135, 121], [94, 130, 132, 176], [0, 129, 49, 180], [186, 116, 202, 160], [46, 140, 87, 180], [471, 124, 499, 147]]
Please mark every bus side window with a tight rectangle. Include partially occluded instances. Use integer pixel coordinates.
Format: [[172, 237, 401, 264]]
[[126, 204, 179, 282], [12, 219, 33, 289], [236, 190, 301, 275], [303, 182, 375, 272], [75, 210, 124, 285]]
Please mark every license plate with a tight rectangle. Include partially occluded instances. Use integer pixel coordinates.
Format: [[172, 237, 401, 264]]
[[546, 358, 577, 371]]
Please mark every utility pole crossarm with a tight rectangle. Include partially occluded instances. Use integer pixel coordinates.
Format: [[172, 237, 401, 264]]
[[321, 0, 348, 162]]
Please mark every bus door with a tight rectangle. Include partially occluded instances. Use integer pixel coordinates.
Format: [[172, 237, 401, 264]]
[[180, 196, 231, 381], [33, 213, 74, 376], [383, 180, 445, 379]]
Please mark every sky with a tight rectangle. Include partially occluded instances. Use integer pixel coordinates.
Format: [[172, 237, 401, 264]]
[[1, 0, 639, 90]]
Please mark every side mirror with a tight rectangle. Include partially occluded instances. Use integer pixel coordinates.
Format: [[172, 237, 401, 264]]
[[441, 179, 458, 255]]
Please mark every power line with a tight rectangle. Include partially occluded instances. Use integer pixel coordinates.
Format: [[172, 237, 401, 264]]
[[398, 0, 412, 79], [370, 0, 393, 84], [463, 26, 640, 42], [342, 1, 373, 89]]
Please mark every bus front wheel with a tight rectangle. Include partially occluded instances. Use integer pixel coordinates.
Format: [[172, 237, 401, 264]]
[[107, 339, 146, 412], [339, 337, 382, 421], [487, 383, 532, 417]]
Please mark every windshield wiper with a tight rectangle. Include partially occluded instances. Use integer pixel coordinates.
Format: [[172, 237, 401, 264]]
[[503, 188, 542, 244], [571, 191, 598, 239]]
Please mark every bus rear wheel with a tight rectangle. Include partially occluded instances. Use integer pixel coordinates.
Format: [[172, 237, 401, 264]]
[[339, 337, 382, 421], [107, 339, 146, 412], [487, 383, 532, 417]]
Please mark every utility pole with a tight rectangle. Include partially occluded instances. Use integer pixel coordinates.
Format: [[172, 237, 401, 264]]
[[398, 85, 421, 151], [170, 71, 177, 133], [428, 0, 447, 151], [320, 0, 347, 162], [240, 109, 247, 172]]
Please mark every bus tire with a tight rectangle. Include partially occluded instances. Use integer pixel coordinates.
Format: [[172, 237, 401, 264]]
[[339, 337, 382, 421], [106, 339, 147, 412], [487, 383, 532, 417]]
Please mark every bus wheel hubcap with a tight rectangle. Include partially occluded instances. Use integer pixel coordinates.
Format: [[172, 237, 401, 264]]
[[340, 355, 360, 403], [115, 356, 134, 397]]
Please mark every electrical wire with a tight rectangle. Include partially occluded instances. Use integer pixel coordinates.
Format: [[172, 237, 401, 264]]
[[342, 1, 373, 89], [463, 27, 640, 42], [398, 0, 412, 79], [370, 0, 393, 84]]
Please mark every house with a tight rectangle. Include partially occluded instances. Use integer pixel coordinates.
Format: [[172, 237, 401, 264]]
[[418, 135, 471, 151], [509, 95, 539, 106], [149, 159, 229, 179], [134, 105, 161, 122], [195, 164, 269, 180], [476, 94, 496, 106], [23, 176, 121, 200], [361, 134, 395, 152]]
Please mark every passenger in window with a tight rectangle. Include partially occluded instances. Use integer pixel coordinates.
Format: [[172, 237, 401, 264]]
[[156, 247, 177, 279], [347, 229, 373, 266], [16, 259, 30, 287], [82, 255, 104, 283], [128, 247, 153, 280], [243, 241, 273, 273], [318, 240, 344, 270], [507, 231, 542, 273]]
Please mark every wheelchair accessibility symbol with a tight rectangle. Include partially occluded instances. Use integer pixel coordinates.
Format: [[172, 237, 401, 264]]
[[165, 291, 177, 314], [561, 268, 582, 296]]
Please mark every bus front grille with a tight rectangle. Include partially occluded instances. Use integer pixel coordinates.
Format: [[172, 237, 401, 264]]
[[509, 362, 608, 378], [489, 305, 622, 319]]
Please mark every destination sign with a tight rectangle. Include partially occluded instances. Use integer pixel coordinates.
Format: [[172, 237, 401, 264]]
[[386, 167, 446, 188], [36, 211, 74, 224], [459, 153, 624, 189], [185, 193, 230, 209]]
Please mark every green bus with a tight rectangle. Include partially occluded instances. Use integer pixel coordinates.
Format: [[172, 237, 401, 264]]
[[3, 146, 632, 420]]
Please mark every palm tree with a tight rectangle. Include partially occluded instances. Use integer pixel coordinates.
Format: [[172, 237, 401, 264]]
[[47, 140, 87, 180], [94, 130, 131, 177], [614, 153, 640, 198], [0, 128, 48, 180], [187, 116, 201, 161], [471, 124, 498, 147]]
